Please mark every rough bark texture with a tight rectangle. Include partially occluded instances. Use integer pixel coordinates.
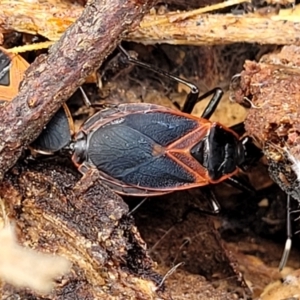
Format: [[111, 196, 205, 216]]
[[0, 0, 157, 180], [1, 1, 300, 47], [230, 45, 300, 201], [0, 159, 163, 299], [127, 9, 300, 46]]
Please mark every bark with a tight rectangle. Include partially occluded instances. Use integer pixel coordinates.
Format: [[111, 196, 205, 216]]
[[230, 45, 300, 201], [1, 2, 300, 46], [127, 9, 300, 45], [0, 160, 162, 299]]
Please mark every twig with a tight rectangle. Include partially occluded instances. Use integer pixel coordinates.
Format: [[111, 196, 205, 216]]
[[127, 5, 300, 45], [1, 1, 300, 47], [0, 0, 157, 180]]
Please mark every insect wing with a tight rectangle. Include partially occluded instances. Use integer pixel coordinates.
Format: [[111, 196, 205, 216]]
[[81, 104, 212, 192]]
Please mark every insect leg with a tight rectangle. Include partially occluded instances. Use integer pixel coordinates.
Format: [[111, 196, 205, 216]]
[[118, 45, 227, 118], [279, 194, 292, 270], [118, 45, 199, 110], [182, 87, 223, 115], [225, 175, 256, 195], [197, 186, 221, 214], [198, 87, 223, 119], [79, 86, 91, 107]]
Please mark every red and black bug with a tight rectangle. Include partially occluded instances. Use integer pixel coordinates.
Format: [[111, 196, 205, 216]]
[[2, 45, 260, 197], [32, 45, 262, 197], [71, 46, 262, 196], [71, 102, 260, 196]]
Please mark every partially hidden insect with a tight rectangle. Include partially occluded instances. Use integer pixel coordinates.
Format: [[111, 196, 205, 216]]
[[31, 45, 263, 197]]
